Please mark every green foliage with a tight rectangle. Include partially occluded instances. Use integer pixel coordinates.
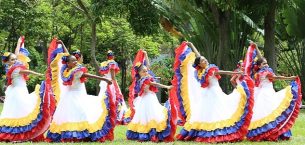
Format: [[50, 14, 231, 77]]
[[125, 0, 160, 35], [151, 57, 174, 102]]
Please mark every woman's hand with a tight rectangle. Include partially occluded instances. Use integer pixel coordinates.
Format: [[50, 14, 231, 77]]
[[57, 40, 62, 43], [106, 79, 113, 85], [142, 50, 147, 55], [17, 37, 23, 45], [187, 41, 193, 45]]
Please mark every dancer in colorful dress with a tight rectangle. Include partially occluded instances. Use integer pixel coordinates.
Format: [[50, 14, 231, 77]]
[[230, 60, 245, 87], [243, 43, 302, 141], [126, 49, 176, 142], [0, 36, 52, 142], [46, 38, 115, 142], [99, 50, 128, 125], [172, 41, 254, 143]]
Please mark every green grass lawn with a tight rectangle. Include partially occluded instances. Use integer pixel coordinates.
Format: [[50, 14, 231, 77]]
[[0, 103, 304, 145]]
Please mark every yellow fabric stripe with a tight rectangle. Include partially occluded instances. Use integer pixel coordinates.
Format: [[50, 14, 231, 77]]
[[88, 94, 109, 133], [127, 108, 168, 133], [124, 109, 131, 119], [50, 53, 68, 104], [180, 52, 196, 120], [249, 86, 293, 129], [183, 86, 247, 131], [49, 95, 109, 133], [0, 85, 41, 126]]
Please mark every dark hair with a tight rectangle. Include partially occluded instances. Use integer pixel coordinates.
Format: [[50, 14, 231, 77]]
[[62, 55, 75, 63], [107, 50, 114, 57], [135, 63, 145, 73], [256, 57, 266, 66], [72, 50, 82, 60], [2, 52, 13, 62], [193, 56, 201, 68]]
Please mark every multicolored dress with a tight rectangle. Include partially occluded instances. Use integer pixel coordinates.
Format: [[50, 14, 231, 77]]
[[99, 59, 128, 124], [125, 50, 176, 142], [242, 44, 302, 141], [0, 39, 52, 142], [46, 38, 115, 142], [171, 42, 254, 143]]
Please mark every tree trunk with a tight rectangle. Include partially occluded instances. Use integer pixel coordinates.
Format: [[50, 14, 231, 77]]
[[120, 58, 127, 98], [89, 22, 101, 95], [301, 40, 305, 100], [264, 0, 277, 70], [41, 40, 48, 63], [216, 10, 232, 93]]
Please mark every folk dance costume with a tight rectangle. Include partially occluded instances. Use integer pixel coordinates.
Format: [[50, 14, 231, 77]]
[[126, 50, 176, 142], [99, 50, 128, 125], [0, 37, 53, 142], [46, 38, 115, 142], [172, 42, 254, 143], [244, 44, 302, 141]]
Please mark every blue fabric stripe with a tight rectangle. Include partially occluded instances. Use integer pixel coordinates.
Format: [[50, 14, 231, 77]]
[[0, 81, 45, 134]]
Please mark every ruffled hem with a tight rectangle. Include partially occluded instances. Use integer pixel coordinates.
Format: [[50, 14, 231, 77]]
[[47, 85, 116, 142], [0, 81, 52, 142], [112, 80, 128, 124], [99, 60, 120, 75], [46, 131, 90, 142], [176, 77, 254, 143], [126, 101, 174, 142], [247, 77, 302, 141], [89, 86, 116, 141], [244, 43, 257, 77], [171, 42, 193, 122], [127, 109, 168, 133]]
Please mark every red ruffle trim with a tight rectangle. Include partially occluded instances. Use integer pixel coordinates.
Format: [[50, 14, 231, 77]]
[[201, 67, 221, 88], [47, 38, 58, 65], [171, 41, 189, 123], [128, 50, 146, 120], [177, 76, 254, 143], [163, 89, 179, 142], [255, 71, 274, 87], [63, 67, 88, 86], [244, 44, 256, 76], [103, 85, 117, 141], [6, 65, 29, 86], [99, 64, 120, 75], [113, 81, 124, 104], [0, 81, 52, 142], [138, 78, 158, 96], [109, 64, 120, 74], [249, 77, 302, 141]]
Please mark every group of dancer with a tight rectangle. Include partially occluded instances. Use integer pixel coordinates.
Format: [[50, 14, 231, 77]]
[[0, 36, 302, 143]]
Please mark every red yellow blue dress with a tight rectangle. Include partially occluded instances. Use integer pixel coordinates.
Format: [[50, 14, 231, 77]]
[[171, 42, 254, 143]]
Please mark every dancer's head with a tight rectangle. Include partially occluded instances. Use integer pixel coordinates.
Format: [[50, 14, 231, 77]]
[[256, 57, 268, 69], [194, 56, 209, 69], [64, 55, 78, 69], [134, 62, 148, 78], [107, 50, 114, 60], [2, 52, 17, 66], [72, 50, 83, 63], [236, 60, 244, 71]]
